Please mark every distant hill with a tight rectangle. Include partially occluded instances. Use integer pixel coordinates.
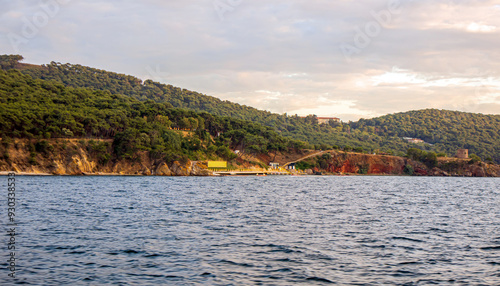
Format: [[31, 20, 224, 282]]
[[350, 109, 500, 163], [1, 55, 499, 163]]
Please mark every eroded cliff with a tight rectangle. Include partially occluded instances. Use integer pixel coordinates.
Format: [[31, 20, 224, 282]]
[[0, 139, 213, 176], [307, 152, 500, 177]]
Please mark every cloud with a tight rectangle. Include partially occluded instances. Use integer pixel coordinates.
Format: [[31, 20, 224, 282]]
[[0, 0, 499, 121]]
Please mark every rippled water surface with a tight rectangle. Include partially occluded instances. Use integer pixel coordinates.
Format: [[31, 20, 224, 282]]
[[2, 176, 500, 285]]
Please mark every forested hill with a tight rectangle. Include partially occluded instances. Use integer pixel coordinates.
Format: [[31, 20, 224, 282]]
[[1, 55, 499, 163], [0, 69, 306, 164], [350, 109, 500, 163], [0, 55, 412, 154]]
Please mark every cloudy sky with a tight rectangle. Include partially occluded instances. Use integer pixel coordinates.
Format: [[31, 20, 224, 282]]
[[1, 0, 499, 120]]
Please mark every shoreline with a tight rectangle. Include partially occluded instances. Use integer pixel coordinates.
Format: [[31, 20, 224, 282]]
[[1, 171, 497, 178]]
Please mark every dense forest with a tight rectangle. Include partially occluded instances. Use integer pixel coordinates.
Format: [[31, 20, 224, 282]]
[[1, 55, 499, 163], [0, 69, 305, 164], [351, 110, 500, 163], [0, 56, 411, 153]]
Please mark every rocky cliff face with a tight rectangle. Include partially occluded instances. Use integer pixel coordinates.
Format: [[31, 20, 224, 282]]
[[1, 139, 498, 177], [0, 139, 213, 176], [311, 152, 500, 177]]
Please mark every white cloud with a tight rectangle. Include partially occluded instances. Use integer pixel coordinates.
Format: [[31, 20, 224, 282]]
[[0, 0, 499, 120], [466, 22, 497, 33]]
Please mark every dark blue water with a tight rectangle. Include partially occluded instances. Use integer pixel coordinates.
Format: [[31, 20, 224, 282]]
[[1, 176, 499, 285]]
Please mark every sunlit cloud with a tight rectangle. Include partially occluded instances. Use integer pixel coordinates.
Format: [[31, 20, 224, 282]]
[[0, 0, 499, 121], [466, 22, 497, 33]]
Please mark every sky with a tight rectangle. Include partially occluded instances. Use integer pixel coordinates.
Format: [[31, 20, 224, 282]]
[[1, 0, 499, 121]]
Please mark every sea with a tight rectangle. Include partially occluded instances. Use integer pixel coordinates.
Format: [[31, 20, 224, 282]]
[[1, 176, 499, 285]]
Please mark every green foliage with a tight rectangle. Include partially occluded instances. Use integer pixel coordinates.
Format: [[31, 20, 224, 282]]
[[216, 146, 237, 161], [352, 109, 500, 164], [296, 161, 314, 170], [28, 152, 37, 165], [88, 140, 111, 164], [407, 148, 425, 161], [358, 167, 368, 174], [316, 154, 332, 170], [3, 57, 499, 164], [35, 140, 53, 155], [469, 154, 481, 164], [0, 69, 299, 163], [424, 152, 438, 168], [1, 136, 12, 148], [0, 55, 23, 70], [4, 59, 411, 156], [407, 148, 437, 168], [403, 164, 414, 176], [353, 147, 364, 153]]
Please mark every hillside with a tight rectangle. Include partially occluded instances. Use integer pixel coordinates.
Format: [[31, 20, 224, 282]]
[[350, 109, 500, 163], [0, 55, 411, 153], [0, 69, 306, 171], [1, 55, 499, 163]]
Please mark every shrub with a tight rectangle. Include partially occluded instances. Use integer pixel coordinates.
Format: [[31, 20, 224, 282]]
[[353, 147, 364, 153], [469, 154, 481, 164], [358, 167, 368, 174], [28, 152, 37, 165], [403, 164, 414, 175], [35, 140, 53, 154]]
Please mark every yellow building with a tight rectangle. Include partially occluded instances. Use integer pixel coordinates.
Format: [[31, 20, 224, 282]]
[[208, 161, 227, 169]]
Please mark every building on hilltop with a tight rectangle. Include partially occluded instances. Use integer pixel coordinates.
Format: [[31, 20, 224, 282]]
[[456, 149, 469, 159], [317, 117, 341, 124], [408, 138, 424, 144], [403, 137, 425, 144]]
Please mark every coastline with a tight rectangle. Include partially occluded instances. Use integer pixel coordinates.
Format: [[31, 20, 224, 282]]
[[1, 171, 498, 178]]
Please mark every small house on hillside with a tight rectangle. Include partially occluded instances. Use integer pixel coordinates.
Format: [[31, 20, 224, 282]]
[[269, 162, 280, 169], [405, 138, 424, 144]]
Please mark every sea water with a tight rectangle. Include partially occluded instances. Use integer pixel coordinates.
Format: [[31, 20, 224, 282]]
[[1, 176, 499, 285]]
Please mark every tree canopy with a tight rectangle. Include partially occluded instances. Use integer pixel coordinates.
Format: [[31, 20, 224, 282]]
[[0, 69, 303, 162], [2, 55, 499, 163]]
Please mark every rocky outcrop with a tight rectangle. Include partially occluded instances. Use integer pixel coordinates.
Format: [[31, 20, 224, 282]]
[[155, 163, 172, 176], [308, 151, 500, 177], [325, 153, 406, 175], [0, 139, 214, 176], [0, 139, 498, 177], [170, 161, 192, 176], [190, 161, 212, 176]]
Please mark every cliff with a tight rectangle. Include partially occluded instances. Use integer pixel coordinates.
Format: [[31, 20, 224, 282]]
[[0, 139, 213, 176], [306, 151, 500, 177], [1, 139, 498, 177]]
